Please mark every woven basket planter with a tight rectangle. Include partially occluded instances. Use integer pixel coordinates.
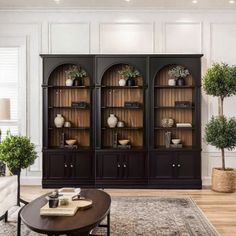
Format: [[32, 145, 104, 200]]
[[212, 168, 236, 193]]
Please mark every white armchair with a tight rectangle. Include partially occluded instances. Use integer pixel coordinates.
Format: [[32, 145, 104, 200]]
[[0, 175, 17, 221]]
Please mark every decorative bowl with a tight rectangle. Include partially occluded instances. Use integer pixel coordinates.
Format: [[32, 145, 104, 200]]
[[172, 139, 181, 145], [118, 139, 130, 146], [161, 118, 174, 127], [65, 139, 77, 146]]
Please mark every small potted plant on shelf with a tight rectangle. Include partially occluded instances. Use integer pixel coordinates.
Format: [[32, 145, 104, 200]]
[[118, 65, 140, 86], [0, 131, 37, 204], [203, 62, 236, 193], [168, 65, 190, 86], [65, 65, 87, 86]]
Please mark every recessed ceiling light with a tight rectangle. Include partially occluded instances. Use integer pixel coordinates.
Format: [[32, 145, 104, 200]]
[[229, 0, 235, 3], [54, 0, 60, 3], [192, 0, 198, 4], [125, 0, 131, 2]]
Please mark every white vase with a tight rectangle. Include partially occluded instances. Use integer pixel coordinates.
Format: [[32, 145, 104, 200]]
[[119, 78, 126, 86], [54, 114, 65, 128], [66, 78, 73, 86], [107, 114, 118, 128], [168, 78, 176, 86]]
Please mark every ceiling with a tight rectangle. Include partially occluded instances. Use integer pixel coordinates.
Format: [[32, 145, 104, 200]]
[[0, 0, 235, 10]]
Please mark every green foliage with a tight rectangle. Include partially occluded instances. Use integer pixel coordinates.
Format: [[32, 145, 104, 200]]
[[205, 116, 236, 151], [203, 63, 236, 98], [0, 134, 37, 171], [168, 66, 190, 79], [118, 65, 140, 78], [65, 65, 87, 79]]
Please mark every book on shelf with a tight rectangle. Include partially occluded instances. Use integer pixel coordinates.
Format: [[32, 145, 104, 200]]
[[176, 123, 192, 128]]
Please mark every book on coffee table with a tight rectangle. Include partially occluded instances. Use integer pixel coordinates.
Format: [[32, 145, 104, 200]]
[[40, 199, 92, 216]]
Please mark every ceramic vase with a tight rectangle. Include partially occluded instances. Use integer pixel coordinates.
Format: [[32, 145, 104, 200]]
[[66, 78, 73, 86], [54, 114, 65, 128], [177, 77, 185, 86], [73, 77, 83, 86], [119, 78, 126, 86], [126, 77, 135, 86], [168, 78, 176, 86], [107, 114, 118, 128]]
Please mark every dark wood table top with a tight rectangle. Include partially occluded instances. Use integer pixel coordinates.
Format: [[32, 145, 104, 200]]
[[20, 189, 111, 235]]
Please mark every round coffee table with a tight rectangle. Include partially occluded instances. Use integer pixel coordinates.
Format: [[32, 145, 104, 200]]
[[17, 189, 111, 236]]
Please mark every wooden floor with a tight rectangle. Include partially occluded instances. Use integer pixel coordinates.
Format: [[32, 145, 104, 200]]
[[21, 186, 236, 236]]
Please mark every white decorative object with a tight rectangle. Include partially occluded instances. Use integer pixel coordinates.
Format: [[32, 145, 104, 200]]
[[107, 114, 118, 128], [118, 139, 130, 146], [117, 121, 125, 127], [66, 78, 73, 86], [172, 139, 181, 145], [54, 114, 65, 128], [118, 78, 126, 86], [64, 121, 71, 127], [176, 123, 192, 127], [168, 79, 176, 86]]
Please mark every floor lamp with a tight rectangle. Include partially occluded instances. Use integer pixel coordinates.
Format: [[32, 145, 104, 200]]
[[0, 98, 11, 175]]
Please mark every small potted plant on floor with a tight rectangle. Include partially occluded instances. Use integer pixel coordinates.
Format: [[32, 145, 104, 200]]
[[203, 62, 236, 193], [65, 65, 87, 86], [0, 132, 37, 204], [118, 65, 140, 86], [168, 65, 190, 86]]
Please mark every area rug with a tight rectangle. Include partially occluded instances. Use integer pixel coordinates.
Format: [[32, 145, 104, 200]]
[[0, 197, 219, 236]]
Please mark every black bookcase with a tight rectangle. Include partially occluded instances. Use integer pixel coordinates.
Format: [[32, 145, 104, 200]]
[[41, 54, 203, 189]]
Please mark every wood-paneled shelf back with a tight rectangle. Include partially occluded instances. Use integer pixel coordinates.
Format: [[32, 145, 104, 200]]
[[47, 64, 91, 149], [41, 54, 202, 189], [154, 65, 194, 148], [101, 64, 144, 148]]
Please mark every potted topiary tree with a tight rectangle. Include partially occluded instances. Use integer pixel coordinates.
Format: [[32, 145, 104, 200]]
[[0, 132, 37, 204], [203, 62, 236, 192]]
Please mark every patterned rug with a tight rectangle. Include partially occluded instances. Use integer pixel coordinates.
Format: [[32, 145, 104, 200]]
[[0, 197, 218, 236]]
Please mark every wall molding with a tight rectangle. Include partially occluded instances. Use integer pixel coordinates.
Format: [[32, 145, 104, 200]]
[[98, 22, 155, 54], [162, 21, 203, 53], [48, 22, 91, 54]]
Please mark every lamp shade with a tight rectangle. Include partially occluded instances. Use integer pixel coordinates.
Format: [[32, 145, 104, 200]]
[[0, 98, 10, 120]]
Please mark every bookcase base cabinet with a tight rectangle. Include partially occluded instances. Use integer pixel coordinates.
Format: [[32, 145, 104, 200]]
[[149, 151, 202, 189], [42, 151, 95, 188], [96, 151, 148, 188]]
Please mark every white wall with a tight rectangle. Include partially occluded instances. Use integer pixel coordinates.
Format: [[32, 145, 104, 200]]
[[0, 9, 236, 185]]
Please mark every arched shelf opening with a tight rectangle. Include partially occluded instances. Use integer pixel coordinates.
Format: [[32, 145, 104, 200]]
[[48, 64, 90, 86], [46, 63, 92, 149], [153, 64, 195, 149], [154, 64, 194, 86], [101, 63, 143, 86], [100, 63, 145, 149]]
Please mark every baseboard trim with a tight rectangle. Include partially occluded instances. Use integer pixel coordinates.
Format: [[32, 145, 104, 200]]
[[202, 177, 211, 186], [21, 176, 41, 185]]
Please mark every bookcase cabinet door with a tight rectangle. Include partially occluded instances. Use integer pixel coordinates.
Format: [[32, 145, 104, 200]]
[[43, 153, 71, 180], [150, 152, 176, 179], [177, 152, 201, 179], [96, 153, 121, 179], [125, 153, 146, 179], [72, 153, 93, 179]]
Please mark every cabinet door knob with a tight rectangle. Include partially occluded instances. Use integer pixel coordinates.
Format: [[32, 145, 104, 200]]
[[117, 164, 121, 168], [177, 164, 181, 168], [70, 164, 74, 168], [64, 163, 68, 168], [172, 164, 175, 167], [123, 164, 127, 168]]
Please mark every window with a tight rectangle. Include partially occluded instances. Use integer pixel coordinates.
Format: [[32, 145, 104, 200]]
[[0, 48, 19, 139]]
